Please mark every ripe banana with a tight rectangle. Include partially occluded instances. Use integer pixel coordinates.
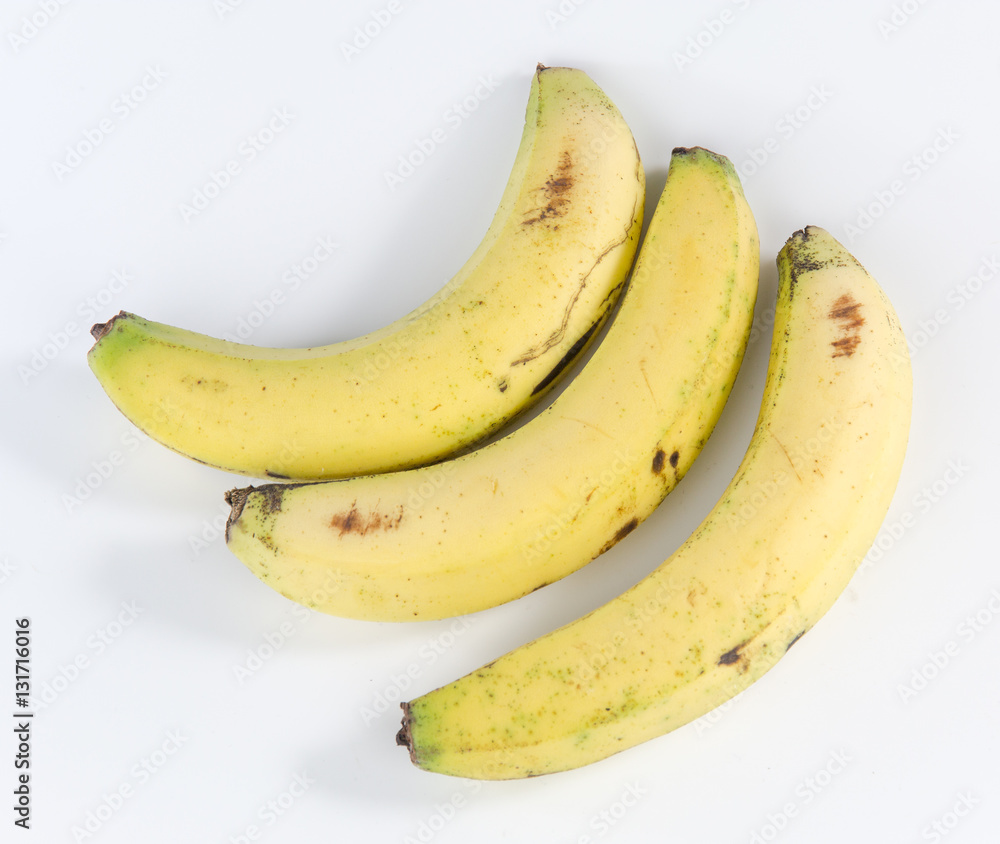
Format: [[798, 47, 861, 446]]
[[397, 226, 913, 779], [224, 147, 759, 621], [87, 65, 644, 480]]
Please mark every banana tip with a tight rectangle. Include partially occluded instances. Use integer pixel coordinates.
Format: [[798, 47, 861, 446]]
[[89, 310, 127, 344], [224, 487, 249, 542], [396, 702, 417, 764]]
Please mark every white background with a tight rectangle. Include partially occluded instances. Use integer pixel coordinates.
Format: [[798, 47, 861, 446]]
[[2, 1, 998, 841]]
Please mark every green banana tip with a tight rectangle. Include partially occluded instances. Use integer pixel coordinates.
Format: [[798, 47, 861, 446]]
[[670, 146, 738, 179], [89, 310, 132, 346]]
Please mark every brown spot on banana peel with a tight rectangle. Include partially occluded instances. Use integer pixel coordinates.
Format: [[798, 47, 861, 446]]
[[785, 629, 806, 652], [598, 517, 639, 554], [330, 501, 404, 536], [719, 622, 796, 671], [828, 293, 865, 358], [717, 641, 748, 668], [521, 150, 574, 227], [652, 449, 681, 476]]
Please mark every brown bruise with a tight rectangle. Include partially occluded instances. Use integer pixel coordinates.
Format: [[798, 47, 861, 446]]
[[785, 629, 806, 651], [522, 150, 574, 227], [717, 639, 749, 670], [829, 293, 865, 358], [599, 517, 639, 554], [330, 501, 404, 536]]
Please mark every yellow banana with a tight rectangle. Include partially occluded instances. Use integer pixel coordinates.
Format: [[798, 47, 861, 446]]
[[397, 226, 913, 779], [87, 65, 644, 480], [224, 147, 759, 621]]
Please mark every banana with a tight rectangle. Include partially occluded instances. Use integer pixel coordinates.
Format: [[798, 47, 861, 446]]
[[224, 147, 759, 621], [397, 226, 913, 779], [87, 65, 644, 480]]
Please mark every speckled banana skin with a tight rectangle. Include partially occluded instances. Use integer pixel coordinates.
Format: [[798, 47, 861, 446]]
[[224, 147, 759, 622], [398, 226, 912, 779], [87, 65, 644, 480]]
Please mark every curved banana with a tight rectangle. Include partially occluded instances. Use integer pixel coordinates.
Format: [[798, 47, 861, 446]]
[[397, 226, 913, 779], [87, 65, 644, 480], [225, 147, 759, 621]]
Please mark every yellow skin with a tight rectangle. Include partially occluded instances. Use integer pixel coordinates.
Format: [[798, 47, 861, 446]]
[[87, 66, 644, 480], [398, 226, 913, 779], [224, 147, 759, 621]]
